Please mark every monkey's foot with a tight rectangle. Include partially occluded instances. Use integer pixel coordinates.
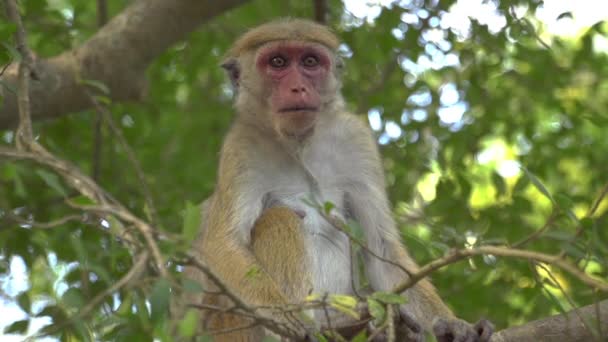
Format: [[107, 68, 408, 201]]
[[395, 307, 425, 342], [432, 317, 494, 342]]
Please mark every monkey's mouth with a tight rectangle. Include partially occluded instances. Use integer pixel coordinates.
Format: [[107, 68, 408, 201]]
[[279, 106, 318, 113]]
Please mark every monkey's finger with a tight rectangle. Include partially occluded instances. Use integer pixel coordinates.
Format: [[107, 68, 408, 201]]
[[397, 307, 422, 333], [474, 319, 494, 341]]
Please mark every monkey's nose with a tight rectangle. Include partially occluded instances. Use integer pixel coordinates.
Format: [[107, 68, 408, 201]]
[[291, 87, 307, 93]]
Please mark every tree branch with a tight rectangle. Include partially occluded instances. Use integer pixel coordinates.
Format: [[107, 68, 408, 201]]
[[392, 246, 608, 294], [0, 0, 250, 129], [313, 0, 328, 24], [492, 300, 608, 342], [3, 0, 36, 146]]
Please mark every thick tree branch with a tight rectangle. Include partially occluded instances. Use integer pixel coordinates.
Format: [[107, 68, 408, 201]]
[[0, 0, 249, 129], [492, 300, 608, 342]]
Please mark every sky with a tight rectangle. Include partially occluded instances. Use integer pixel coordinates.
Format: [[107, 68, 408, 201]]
[[1, 0, 607, 340]]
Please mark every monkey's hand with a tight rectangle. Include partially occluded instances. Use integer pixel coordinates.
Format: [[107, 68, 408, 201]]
[[432, 317, 494, 342], [365, 307, 425, 342], [394, 306, 425, 342]]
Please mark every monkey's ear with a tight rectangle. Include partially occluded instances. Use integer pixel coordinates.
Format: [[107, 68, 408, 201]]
[[334, 56, 345, 78], [221, 58, 240, 90]]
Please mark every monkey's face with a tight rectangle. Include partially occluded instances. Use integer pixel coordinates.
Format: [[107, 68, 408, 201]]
[[255, 42, 333, 138]]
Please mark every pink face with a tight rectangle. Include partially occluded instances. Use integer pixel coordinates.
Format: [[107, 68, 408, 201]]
[[255, 42, 332, 136]]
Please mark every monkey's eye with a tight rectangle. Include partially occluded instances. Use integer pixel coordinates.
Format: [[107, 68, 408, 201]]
[[302, 55, 319, 67], [269, 56, 287, 68]]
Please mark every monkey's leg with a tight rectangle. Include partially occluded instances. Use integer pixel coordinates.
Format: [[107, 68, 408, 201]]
[[203, 207, 311, 342]]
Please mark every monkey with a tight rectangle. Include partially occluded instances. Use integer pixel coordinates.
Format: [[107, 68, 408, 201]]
[[184, 18, 494, 341]]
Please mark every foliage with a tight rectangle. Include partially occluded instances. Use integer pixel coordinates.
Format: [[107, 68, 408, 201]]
[[0, 0, 607, 340]]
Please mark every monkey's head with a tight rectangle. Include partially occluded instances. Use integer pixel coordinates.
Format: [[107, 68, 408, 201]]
[[222, 19, 344, 139]]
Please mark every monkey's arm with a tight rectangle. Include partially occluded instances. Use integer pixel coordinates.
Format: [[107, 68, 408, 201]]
[[198, 131, 292, 307], [202, 191, 288, 307], [343, 115, 493, 340], [339, 115, 451, 321]]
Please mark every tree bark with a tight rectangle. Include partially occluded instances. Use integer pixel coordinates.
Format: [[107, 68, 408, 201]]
[[0, 0, 249, 129], [492, 300, 608, 342]]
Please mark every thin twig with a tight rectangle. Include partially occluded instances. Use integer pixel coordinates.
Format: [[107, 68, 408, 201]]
[[92, 108, 104, 182], [33, 252, 149, 338], [0, 61, 11, 77], [321, 211, 413, 277], [92, 0, 108, 183], [0, 146, 167, 277], [387, 304, 395, 342], [3, 0, 36, 148], [87, 93, 160, 226], [559, 181, 608, 258], [96, 0, 108, 27], [512, 210, 557, 248], [508, 6, 552, 50], [313, 0, 328, 24], [588, 182, 608, 216], [70, 203, 167, 278], [3, 212, 87, 229], [535, 263, 599, 341], [367, 316, 389, 342], [392, 246, 608, 294], [183, 255, 299, 339], [0, 146, 114, 204]]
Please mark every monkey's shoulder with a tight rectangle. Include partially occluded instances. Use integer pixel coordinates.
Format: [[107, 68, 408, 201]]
[[324, 111, 380, 156]]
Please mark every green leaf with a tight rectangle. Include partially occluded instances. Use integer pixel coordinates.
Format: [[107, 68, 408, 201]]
[[62, 287, 85, 309], [351, 330, 368, 342], [116, 293, 133, 317], [555, 194, 578, 223], [1, 41, 21, 61], [94, 95, 112, 106], [366, 298, 386, 325], [36, 305, 68, 323], [544, 231, 575, 241], [3, 163, 27, 197], [346, 219, 365, 243], [80, 79, 110, 95], [182, 278, 204, 293], [36, 169, 68, 197], [262, 337, 281, 342], [17, 291, 31, 314], [491, 172, 507, 197], [329, 294, 360, 319], [513, 175, 530, 194], [0, 23, 16, 41], [0, 79, 17, 95], [179, 309, 200, 338], [313, 334, 329, 342], [370, 291, 407, 305], [560, 243, 587, 259], [3, 319, 29, 334], [70, 195, 96, 206], [182, 201, 201, 243], [521, 168, 554, 203], [323, 201, 335, 214], [150, 278, 171, 323], [245, 265, 261, 279]]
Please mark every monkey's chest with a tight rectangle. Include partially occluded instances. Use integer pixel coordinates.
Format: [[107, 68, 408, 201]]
[[278, 192, 355, 295]]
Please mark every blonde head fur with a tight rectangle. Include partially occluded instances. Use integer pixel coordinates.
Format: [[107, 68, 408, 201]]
[[224, 18, 340, 60]]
